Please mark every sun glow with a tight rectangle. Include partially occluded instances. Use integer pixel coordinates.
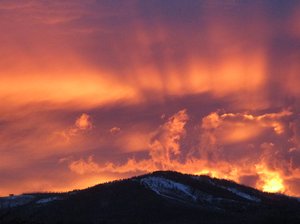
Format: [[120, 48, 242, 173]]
[[256, 165, 285, 193], [262, 175, 285, 193]]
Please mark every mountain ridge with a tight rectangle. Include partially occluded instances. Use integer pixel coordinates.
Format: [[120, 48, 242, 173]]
[[1, 171, 300, 224]]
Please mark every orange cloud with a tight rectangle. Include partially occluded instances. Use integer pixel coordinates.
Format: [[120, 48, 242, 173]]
[[69, 156, 102, 175], [75, 113, 93, 130], [68, 109, 300, 196], [149, 109, 189, 168], [0, 72, 139, 111], [55, 113, 94, 144], [69, 109, 189, 173], [201, 109, 292, 145]]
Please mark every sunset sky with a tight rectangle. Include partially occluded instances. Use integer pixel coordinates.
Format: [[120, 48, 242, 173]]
[[1, 0, 300, 197]]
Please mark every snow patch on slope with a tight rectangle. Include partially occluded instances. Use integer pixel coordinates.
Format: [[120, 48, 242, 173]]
[[192, 175, 260, 203], [36, 197, 60, 204], [140, 176, 237, 207], [224, 187, 261, 202], [140, 176, 197, 201], [141, 175, 261, 205]]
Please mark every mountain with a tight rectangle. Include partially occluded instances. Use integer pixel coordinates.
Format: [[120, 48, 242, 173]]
[[1, 171, 300, 224]]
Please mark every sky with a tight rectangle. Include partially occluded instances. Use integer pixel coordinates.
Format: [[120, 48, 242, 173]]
[[1, 0, 300, 196]]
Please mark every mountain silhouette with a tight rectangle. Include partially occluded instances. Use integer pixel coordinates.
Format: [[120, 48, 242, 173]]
[[1, 171, 300, 224]]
